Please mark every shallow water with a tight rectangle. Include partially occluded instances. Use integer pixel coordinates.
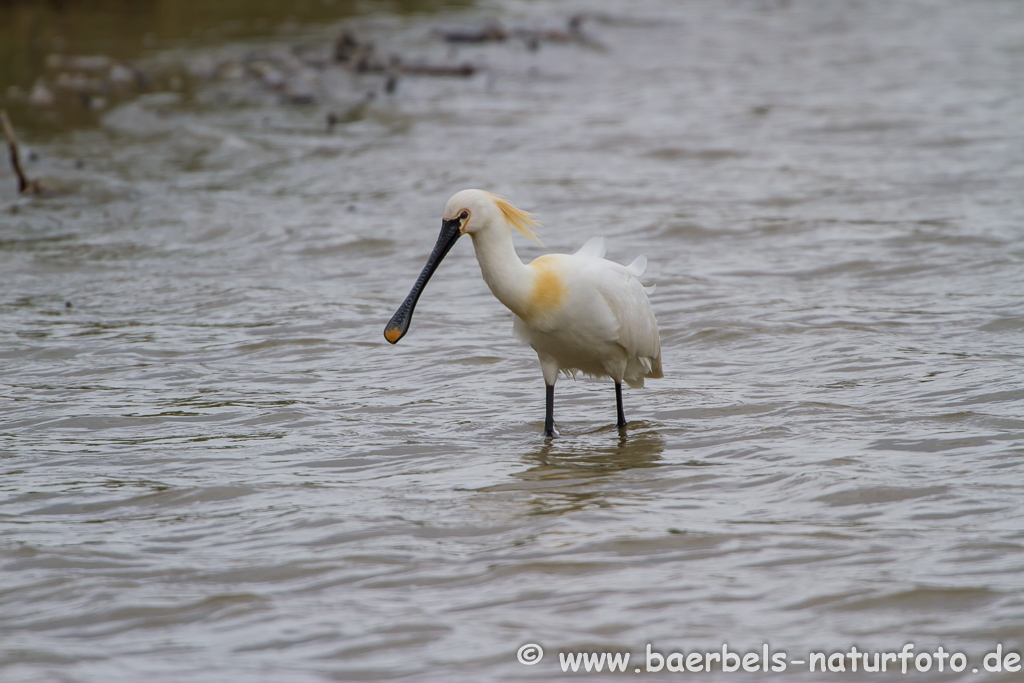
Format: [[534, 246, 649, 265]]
[[2, 0, 1024, 681]]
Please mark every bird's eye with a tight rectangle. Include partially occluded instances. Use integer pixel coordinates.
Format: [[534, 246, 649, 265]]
[[459, 210, 469, 221]]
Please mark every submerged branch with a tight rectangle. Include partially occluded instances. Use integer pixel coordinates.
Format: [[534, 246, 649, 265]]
[[1, 110, 43, 195]]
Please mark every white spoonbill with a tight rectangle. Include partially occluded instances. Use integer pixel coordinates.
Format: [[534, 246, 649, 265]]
[[384, 189, 662, 436]]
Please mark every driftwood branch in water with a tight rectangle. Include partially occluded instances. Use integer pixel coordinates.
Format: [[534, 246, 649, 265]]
[[1, 110, 43, 195]]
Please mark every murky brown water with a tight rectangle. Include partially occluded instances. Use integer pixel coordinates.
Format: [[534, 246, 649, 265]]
[[2, 1, 1024, 681]]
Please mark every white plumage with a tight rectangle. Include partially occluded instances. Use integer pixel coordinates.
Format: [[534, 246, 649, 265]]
[[384, 189, 662, 435], [512, 236, 662, 389]]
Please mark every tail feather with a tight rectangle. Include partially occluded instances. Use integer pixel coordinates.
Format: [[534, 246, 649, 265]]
[[626, 254, 647, 277], [575, 236, 607, 259]]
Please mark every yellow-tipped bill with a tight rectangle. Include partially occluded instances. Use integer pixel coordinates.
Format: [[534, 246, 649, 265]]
[[383, 218, 463, 344]]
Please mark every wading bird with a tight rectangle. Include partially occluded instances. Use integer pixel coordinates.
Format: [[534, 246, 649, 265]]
[[384, 189, 662, 436]]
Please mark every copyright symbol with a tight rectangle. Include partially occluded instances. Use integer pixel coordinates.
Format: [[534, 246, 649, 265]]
[[517, 643, 544, 665]]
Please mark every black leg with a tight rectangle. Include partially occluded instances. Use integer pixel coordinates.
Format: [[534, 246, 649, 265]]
[[615, 382, 627, 429], [544, 383, 556, 437]]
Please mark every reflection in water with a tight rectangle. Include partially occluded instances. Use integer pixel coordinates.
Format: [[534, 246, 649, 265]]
[[524, 426, 666, 479], [475, 428, 666, 516]]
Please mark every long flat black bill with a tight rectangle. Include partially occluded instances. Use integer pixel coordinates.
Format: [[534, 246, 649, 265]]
[[384, 219, 462, 344]]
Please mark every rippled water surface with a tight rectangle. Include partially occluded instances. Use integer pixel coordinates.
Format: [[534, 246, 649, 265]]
[[3, 1, 1024, 680]]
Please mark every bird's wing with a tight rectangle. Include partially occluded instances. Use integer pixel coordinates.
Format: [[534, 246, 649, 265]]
[[585, 260, 661, 364], [574, 236, 607, 259]]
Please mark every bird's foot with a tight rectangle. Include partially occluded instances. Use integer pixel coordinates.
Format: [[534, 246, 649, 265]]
[[543, 426, 559, 438]]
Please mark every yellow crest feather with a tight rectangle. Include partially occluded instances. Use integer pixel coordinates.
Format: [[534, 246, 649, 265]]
[[487, 192, 543, 246]]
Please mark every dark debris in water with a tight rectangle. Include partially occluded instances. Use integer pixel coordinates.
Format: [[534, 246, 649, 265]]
[[8, 14, 593, 117], [333, 29, 477, 83], [2, 13, 596, 203], [433, 14, 593, 50]]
